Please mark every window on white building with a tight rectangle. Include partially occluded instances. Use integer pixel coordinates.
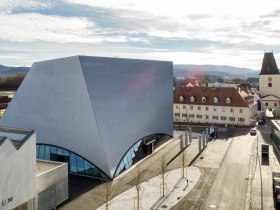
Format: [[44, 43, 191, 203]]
[[229, 117, 235, 121], [231, 108, 234, 113], [176, 106, 178, 109], [182, 113, 187, 117], [214, 96, 219, 104], [268, 77, 272, 82], [205, 115, 209, 119], [197, 115, 202, 118], [238, 118, 245, 122], [175, 113, 180, 117], [190, 106, 193, 110], [190, 96, 195, 102], [198, 106, 201, 110], [206, 107, 209, 111], [179, 96, 184, 102], [240, 109, 243, 113], [202, 96, 207, 103], [226, 97, 231, 104], [183, 105, 186, 109], [268, 83, 272, 87], [221, 116, 227, 120], [212, 116, 218, 120], [189, 114, 194, 118], [214, 107, 217, 111], [222, 108, 225, 112], [265, 103, 268, 106], [274, 103, 277, 107]]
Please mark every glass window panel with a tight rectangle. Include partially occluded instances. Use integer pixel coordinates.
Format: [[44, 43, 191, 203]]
[[127, 150, 132, 160], [57, 148, 63, 155], [76, 156, 85, 174], [84, 160, 92, 176], [62, 149, 69, 156], [92, 167, 99, 176], [51, 146, 56, 154], [123, 156, 128, 166], [69, 153, 78, 173], [130, 150, 135, 159], [45, 146, 51, 160], [38, 145, 45, 159]]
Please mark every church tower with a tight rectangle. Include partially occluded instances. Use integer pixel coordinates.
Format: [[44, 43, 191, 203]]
[[259, 52, 280, 116]]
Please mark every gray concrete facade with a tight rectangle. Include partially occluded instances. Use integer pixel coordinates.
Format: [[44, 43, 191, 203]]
[[36, 160, 68, 210]]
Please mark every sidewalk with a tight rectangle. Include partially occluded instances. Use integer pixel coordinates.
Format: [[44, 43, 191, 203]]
[[97, 166, 201, 210]]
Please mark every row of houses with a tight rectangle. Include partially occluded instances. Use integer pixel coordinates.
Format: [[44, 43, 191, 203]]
[[173, 86, 258, 126], [173, 52, 280, 126]]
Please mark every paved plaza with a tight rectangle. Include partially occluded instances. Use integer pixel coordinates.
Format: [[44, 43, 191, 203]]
[[61, 123, 280, 210]]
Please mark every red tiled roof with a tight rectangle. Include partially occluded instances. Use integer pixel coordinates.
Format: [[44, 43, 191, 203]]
[[174, 86, 253, 107]]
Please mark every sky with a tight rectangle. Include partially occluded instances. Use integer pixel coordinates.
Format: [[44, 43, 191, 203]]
[[1, 0, 280, 69]]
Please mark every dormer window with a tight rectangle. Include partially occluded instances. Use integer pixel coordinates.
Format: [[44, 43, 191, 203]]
[[179, 96, 184, 102], [190, 96, 195, 102], [226, 97, 231, 104], [202, 96, 207, 103], [214, 96, 219, 104]]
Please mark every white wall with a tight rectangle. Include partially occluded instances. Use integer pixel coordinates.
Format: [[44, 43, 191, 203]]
[[0, 133, 36, 210], [259, 74, 280, 98], [174, 104, 257, 126]]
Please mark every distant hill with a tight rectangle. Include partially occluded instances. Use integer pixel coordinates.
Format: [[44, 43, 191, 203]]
[[174, 64, 259, 79], [0, 64, 29, 75], [0, 63, 259, 79]]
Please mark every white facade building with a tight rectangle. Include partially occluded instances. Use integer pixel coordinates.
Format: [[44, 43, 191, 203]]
[[259, 52, 280, 117], [0, 127, 68, 210], [0, 128, 36, 210], [173, 87, 257, 126]]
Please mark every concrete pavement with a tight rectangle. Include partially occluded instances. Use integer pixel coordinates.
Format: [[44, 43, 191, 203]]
[[97, 166, 201, 210], [61, 135, 202, 210]]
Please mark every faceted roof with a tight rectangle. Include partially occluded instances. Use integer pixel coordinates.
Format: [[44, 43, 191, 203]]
[[260, 52, 279, 75], [0, 56, 173, 178]]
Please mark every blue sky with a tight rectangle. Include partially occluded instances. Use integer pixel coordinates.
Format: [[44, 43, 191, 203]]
[[1, 0, 280, 69]]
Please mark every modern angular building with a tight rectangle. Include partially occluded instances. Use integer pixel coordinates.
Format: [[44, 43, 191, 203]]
[[0, 56, 173, 180]]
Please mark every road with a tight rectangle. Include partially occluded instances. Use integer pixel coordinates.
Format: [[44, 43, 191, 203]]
[[200, 132, 254, 210]]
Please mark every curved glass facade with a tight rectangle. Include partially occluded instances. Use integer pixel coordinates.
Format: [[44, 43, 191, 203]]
[[36, 144, 109, 179], [114, 134, 172, 177]]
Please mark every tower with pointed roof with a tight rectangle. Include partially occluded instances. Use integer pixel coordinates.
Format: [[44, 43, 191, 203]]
[[259, 52, 280, 116]]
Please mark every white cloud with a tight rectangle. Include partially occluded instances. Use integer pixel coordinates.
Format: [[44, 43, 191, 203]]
[[63, 0, 280, 46], [0, 13, 131, 43], [63, 0, 280, 17], [0, 0, 53, 13]]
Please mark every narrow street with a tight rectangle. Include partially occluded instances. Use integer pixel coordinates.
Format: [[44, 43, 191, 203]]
[[201, 133, 254, 210]]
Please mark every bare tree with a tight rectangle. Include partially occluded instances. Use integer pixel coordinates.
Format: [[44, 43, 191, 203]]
[[180, 150, 188, 180], [103, 181, 113, 210], [160, 157, 168, 197], [134, 166, 144, 210]]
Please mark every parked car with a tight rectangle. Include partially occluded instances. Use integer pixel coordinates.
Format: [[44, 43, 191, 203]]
[[250, 128, 257, 136]]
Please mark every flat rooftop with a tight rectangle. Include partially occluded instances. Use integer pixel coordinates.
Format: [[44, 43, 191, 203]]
[[0, 126, 34, 149], [272, 120, 280, 130], [36, 160, 67, 177]]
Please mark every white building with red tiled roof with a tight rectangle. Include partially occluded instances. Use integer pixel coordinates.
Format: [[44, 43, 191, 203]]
[[173, 86, 257, 126]]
